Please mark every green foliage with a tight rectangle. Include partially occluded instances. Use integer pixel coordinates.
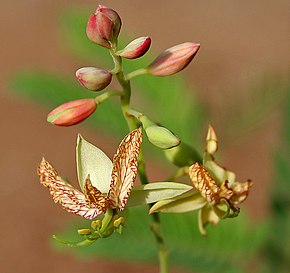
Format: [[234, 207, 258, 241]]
[[263, 84, 290, 273], [52, 206, 267, 273], [221, 76, 288, 142]]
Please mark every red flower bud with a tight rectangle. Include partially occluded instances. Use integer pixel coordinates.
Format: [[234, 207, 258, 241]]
[[147, 42, 200, 76], [116, 37, 151, 59], [47, 99, 97, 126], [86, 5, 121, 48], [76, 67, 112, 91]]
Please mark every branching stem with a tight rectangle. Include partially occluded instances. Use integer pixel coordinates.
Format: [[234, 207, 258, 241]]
[[110, 48, 169, 273]]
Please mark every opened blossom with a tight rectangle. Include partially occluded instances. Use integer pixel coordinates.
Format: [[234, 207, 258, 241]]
[[38, 128, 142, 219], [150, 125, 252, 235]]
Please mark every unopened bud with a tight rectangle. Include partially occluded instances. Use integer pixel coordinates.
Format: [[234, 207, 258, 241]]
[[147, 42, 200, 76], [164, 142, 202, 167], [47, 99, 97, 126], [76, 67, 112, 91], [86, 5, 121, 48], [206, 125, 218, 155], [116, 37, 151, 59], [146, 126, 180, 149], [91, 220, 102, 230], [113, 217, 125, 228], [77, 228, 92, 235]]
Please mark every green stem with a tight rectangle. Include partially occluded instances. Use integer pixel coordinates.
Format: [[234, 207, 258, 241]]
[[100, 207, 113, 233], [126, 68, 148, 81], [110, 48, 169, 273], [94, 91, 122, 104]]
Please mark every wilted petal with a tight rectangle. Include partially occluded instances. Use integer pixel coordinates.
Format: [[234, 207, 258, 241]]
[[189, 162, 221, 205], [204, 157, 236, 186], [107, 128, 142, 210], [219, 180, 234, 200], [229, 180, 253, 205], [37, 158, 104, 219], [84, 177, 107, 214]]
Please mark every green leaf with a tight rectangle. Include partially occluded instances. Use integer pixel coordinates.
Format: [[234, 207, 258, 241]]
[[150, 192, 206, 213], [76, 134, 112, 192], [128, 182, 193, 206]]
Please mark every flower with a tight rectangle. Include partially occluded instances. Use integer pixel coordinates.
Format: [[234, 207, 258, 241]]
[[150, 125, 252, 235], [37, 128, 142, 219]]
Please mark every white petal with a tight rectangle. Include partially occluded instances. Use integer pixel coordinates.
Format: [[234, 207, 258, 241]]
[[76, 135, 113, 193], [149, 192, 207, 213], [127, 182, 193, 206]]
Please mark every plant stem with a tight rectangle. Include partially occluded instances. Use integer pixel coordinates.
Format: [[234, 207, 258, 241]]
[[126, 68, 148, 80], [110, 48, 169, 273], [94, 90, 122, 104]]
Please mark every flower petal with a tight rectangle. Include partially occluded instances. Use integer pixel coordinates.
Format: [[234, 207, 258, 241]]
[[204, 157, 236, 186], [76, 134, 113, 193], [38, 158, 103, 219], [229, 180, 253, 205], [149, 192, 206, 214], [107, 128, 142, 210], [84, 176, 107, 213], [198, 205, 220, 236], [127, 182, 193, 207], [189, 162, 221, 205]]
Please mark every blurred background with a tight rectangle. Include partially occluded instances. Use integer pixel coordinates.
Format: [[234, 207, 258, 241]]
[[0, 0, 289, 272]]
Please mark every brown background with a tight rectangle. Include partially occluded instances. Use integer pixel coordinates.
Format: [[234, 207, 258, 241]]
[[0, 1, 289, 272]]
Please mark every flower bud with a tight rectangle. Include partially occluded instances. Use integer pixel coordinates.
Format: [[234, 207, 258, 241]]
[[113, 217, 125, 228], [76, 67, 112, 91], [146, 125, 181, 149], [116, 37, 151, 59], [47, 99, 97, 126], [164, 142, 202, 167], [86, 5, 121, 48], [77, 228, 92, 235], [91, 220, 102, 230], [206, 125, 218, 155], [147, 42, 200, 76]]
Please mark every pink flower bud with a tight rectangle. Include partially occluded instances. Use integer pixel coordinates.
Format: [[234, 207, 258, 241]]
[[76, 67, 112, 91], [98, 5, 121, 40], [86, 14, 111, 48], [147, 42, 200, 76], [47, 99, 97, 126], [116, 37, 151, 59], [86, 5, 121, 48]]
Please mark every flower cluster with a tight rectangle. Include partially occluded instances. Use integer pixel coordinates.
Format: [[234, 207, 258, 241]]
[[46, 5, 200, 127], [39, 4, 252, 248]]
